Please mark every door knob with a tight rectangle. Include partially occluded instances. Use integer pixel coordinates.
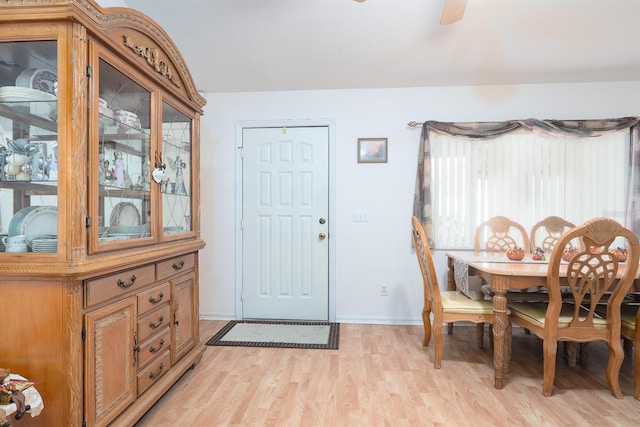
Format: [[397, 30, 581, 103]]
[[319, 233, 326, 240], [319, 218, 326, 224]]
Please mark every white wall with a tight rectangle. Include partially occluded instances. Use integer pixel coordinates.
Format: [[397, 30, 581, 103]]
[[198, 82, 640, 323]]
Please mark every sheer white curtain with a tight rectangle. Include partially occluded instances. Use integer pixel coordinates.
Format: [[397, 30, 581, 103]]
[[430, 130, 628, 249]]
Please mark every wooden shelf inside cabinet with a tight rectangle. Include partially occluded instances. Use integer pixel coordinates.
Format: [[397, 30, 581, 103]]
[[0, 103, 57, 134]]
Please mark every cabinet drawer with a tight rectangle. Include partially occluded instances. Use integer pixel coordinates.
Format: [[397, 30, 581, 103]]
[[156, 253, 195, 281], [86, 264, 155, 307], [137, 349, 170, 395], [138, 326, 170, 369], [138, 282, 171, 316], [137, 303, 171, 342]]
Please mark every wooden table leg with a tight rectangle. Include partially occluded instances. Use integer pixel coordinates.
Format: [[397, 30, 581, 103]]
[[491, 280, 509, 389], [446, 256, 456, 335]]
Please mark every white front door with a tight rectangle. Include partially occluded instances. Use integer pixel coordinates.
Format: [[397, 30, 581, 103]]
[[241, 126, 329, 320]]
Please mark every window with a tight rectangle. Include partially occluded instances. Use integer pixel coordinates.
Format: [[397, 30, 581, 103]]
[[429, 130, 629, 249]]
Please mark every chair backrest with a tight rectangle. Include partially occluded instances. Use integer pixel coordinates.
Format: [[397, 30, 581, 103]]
[[546, 217, 640, 341], [411, 216, 442, 312], [474, 216, 530, 253], [529, 216, 576, 253]]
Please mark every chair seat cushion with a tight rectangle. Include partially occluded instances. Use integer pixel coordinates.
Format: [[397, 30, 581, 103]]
[[441, 291, 494, 314], [509, 302, 608, 329], [621, 304, 638, 328], [595, 304, 638, 329]]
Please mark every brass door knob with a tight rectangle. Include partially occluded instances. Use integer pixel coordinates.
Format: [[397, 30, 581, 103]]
[[319, 233, 326, 240]]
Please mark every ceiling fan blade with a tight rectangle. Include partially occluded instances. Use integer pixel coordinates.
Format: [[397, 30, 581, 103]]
[[440, 0, 467, 25]]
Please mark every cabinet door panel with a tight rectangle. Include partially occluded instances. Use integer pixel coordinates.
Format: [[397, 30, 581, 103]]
[[172, 273, 196, 362], [85, 297, 137, 427]]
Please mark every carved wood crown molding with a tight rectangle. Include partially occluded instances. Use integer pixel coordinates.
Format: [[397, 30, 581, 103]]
[[123, 35, 181, 88]]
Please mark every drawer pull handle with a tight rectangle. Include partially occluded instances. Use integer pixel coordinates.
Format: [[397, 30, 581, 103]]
[[172, 260, 185, 271], [149, 339, 165, 354], [149, 315, 164, 329], [117, 274, 137, 288], [148, 292, 165, 304], [148, 363, 164, 379]]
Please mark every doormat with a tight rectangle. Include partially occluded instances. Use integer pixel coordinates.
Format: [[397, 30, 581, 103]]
[[205, 320, 340, 349]]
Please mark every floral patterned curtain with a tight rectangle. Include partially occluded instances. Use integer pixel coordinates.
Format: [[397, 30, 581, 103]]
[[413, 117, 640, 247]]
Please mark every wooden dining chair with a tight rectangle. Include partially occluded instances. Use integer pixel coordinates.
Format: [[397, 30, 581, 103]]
[[529, 215, 576, 253], [508, 217, 640, 398], [474, 216, 534, 300], [411, 216, 505, 368], [474, 215, 530, 253], [619, 303, 640, 399]]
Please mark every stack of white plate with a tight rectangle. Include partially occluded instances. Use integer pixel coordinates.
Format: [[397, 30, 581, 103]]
[[0, 234, 6, 252], [30, 237, 57, 253], [0, 86, 57, 102]]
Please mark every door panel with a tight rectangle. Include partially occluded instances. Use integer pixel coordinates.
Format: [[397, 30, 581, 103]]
[[242, 126, 329, 320]]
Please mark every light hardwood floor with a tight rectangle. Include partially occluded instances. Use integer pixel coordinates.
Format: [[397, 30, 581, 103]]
[[134, 320, 639, 426]]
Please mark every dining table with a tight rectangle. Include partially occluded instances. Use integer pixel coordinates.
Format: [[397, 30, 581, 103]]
[[445, 250, 639, 390]]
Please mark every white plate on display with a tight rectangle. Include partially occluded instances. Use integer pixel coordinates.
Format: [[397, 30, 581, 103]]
[[0, 86, 57, 119], [0, 86, 57, 102], [16, 68, 58, 95], [8, 206, 57, 241], [109, 202, 141, 226]]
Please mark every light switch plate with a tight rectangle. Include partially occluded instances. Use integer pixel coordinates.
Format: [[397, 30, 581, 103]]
[[352, 210, 369, 222]]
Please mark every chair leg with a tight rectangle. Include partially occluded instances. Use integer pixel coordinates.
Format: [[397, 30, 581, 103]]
[[422, 307, 432, 347], [605, 338, 625, 399], [564, 342, 578, 367], [542, 339, 558, 397], [476, 323, 484, 349], [433, 321, 444, 369], [633, 339, 640, 400], [579, 343, 589, 366]]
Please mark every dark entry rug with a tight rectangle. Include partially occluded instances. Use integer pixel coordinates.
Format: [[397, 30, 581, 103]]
[[205, 320, 340, 349]]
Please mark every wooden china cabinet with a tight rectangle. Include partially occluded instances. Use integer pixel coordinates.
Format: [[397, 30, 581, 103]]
[[0, 1, 206, 426]]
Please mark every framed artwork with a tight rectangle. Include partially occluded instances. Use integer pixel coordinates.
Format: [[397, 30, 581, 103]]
[[357, 138, 387, 163]]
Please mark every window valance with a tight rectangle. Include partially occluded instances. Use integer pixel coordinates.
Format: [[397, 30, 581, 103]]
[[413, 117, 640, 246]]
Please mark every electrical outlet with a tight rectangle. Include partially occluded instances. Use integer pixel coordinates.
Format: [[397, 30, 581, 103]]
[[380, 284, 389, 296]]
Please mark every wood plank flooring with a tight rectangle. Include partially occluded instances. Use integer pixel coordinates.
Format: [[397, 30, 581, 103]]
[[134, 320, 640, 426]]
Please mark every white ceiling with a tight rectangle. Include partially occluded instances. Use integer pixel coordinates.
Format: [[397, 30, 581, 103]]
[[99, 0, 640, 93]]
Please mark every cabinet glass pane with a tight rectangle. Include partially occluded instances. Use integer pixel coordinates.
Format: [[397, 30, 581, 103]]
[[0, 40, 58, 254], [97, 59, 151, 242], [162, 102, 191, 235]]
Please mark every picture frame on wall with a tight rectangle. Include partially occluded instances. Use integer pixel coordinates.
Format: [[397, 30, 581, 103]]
[[357, 138, 387, 163]]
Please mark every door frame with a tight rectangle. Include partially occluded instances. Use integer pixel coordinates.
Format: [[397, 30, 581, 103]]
[[234, 119, 336, 321]]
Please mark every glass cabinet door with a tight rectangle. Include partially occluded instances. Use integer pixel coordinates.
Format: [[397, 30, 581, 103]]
[[0, 40, 58, 254], [93, 57, 151, 249], [161, 101, 192, 236]]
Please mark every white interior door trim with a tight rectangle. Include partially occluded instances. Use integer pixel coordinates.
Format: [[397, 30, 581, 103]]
[[235, 118, 336, 321]]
